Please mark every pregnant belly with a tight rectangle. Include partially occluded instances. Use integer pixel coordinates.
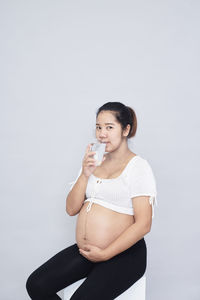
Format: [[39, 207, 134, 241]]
[[75, 202, 135, 250]]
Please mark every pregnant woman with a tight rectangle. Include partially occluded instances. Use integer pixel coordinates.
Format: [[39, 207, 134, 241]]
[[26, 101, 157, 300]]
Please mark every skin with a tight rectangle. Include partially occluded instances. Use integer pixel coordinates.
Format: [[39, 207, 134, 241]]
[[76, 110, 138, 262]]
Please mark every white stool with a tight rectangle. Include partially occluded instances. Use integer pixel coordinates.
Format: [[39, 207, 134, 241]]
[[63, 274, 146, 299]]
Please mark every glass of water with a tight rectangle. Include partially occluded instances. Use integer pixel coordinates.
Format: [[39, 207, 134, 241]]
[[90, 142, 106, 166]]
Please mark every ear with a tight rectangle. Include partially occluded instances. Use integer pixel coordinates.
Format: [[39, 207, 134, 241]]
[[123, 124, 131, 137]]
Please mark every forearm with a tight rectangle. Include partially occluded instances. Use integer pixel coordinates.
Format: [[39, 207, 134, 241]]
[[66, 173, 89, 215], [104, 222, 150, 260]]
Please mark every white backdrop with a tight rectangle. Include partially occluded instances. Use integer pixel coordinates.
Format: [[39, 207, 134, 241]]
[[0, 1, 200, 299]]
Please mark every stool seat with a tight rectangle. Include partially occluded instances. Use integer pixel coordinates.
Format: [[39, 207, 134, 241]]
[[63, 274, 146, 299]]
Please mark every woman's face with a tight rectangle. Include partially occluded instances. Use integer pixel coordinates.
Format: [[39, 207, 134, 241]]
[[95, 111, 129, 152]]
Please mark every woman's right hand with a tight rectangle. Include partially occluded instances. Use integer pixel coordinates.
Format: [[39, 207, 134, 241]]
[[81, 143, 106, 178]]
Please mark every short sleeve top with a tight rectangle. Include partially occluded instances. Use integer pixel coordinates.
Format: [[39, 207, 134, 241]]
[[68, 155, 158, 218]]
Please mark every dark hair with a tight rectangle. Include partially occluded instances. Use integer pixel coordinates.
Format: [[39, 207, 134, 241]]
[[96, 102, 137, 139]]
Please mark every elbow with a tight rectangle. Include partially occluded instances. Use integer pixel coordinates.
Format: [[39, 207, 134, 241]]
[[66, 210, 71, 216], [142, 220, 151, 233], [66, 207, 72, 216], [66, 202, 74, 216], [66, 209, 80, 216], [66, 194, 74, 216], [66, 203, 79, 216], [65, 200, 74, 216], [135, 221, 151, 235], [66, 208, 75, 216], [142, 219, 152, 234]]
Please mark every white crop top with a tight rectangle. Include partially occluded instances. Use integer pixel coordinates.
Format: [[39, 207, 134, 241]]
[[68, 155, 158, 218]]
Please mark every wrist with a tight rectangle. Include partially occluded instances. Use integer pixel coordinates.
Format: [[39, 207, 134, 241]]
[[80, 172, 89, 181], [102, 248, 112, 261]]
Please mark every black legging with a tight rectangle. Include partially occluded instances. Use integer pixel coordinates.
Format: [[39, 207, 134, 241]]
[[26, 237, 147, 300]]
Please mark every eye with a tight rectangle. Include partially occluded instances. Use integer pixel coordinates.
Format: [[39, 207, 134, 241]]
[[96, 126, 113, 130]]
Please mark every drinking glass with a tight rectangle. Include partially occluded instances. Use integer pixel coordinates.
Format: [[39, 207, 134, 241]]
[[90, 142, 106, 166]]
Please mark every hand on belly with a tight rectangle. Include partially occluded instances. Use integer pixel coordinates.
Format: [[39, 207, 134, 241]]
[[79, 243, 107, 262]]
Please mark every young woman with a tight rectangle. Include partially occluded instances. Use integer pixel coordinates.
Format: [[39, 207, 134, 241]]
[[26, 101, 157, 299]]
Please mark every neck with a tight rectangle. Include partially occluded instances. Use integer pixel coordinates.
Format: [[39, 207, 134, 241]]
[[106, 140, 132, 163]]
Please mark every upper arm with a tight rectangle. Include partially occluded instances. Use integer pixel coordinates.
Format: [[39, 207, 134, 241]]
[[128, 159, 157, 221], [132, 196, 153, 231]]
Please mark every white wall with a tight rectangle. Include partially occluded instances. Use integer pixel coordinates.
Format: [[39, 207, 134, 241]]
[[0, 1, 199, 299]]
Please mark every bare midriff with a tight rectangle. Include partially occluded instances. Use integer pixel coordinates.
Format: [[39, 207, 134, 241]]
[[75, 202, 135, 250], [75, 152, 137, 250]]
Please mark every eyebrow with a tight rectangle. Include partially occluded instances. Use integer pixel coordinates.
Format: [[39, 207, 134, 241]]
[[96, 123, 115, 125]]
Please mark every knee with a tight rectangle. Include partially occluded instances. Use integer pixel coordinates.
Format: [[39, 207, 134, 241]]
[[26, 272, 37, 297], [26, 271, 44, 298]]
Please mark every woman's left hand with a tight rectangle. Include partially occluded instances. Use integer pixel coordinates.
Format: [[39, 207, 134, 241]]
[[79, 244, 108, 262]]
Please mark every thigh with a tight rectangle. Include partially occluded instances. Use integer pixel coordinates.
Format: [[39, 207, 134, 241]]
[[70, 238, 147, 300], [26, 243, 94, 297]]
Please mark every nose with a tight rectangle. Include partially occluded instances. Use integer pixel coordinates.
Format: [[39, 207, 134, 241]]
[[97, 130, 107, 140], [99, 131, 107, 138]]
